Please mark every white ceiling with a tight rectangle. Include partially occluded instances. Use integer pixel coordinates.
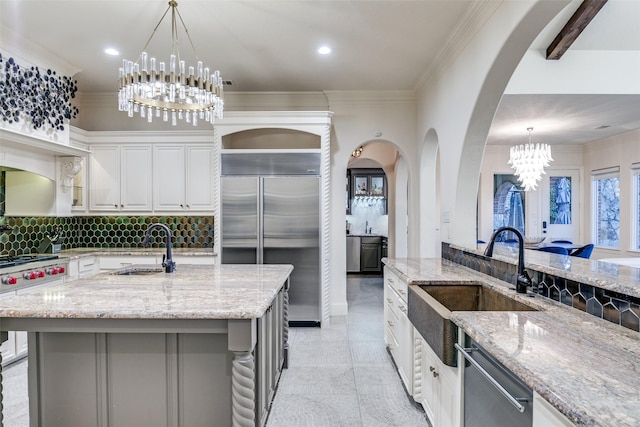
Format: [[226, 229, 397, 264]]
[[2, 0, 640, 146]]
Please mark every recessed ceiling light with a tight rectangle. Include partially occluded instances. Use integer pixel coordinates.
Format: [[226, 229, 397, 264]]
[[104, 48, 119, 56], [317, 46, 332, 55]]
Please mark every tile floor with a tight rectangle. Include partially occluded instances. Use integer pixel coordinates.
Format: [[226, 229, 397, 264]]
[[266, 275, 429, 426], [1, 275, 429, 427]]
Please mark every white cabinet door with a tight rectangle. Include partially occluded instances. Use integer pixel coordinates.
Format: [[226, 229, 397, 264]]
[[90, 145, 152, 211], [417, 332, 460, 427], [419, 336, 438, 424], [185, 145, 215, 210], [383, 267, 413, 394], [90, 145, 120, 210], [120, 145, 152, 211], [153, 144, 214, 212], [153, 145, 186, 211], [396, 297, 412, 392]]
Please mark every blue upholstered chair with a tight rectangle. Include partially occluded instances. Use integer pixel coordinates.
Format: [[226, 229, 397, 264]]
[[571, 244, 594, 259], [537, 246, 569, 256]]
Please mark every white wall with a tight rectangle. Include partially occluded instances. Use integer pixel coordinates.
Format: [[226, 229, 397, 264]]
[[415, 1, 570, 249], [583, 128, 640, 259], [325, 92, 417, 314]]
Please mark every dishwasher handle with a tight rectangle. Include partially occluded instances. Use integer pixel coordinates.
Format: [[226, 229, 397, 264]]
[[455, 343, 528, 413]]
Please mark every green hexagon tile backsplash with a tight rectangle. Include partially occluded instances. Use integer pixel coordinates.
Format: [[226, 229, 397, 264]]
[[0, 216, 214, 256]]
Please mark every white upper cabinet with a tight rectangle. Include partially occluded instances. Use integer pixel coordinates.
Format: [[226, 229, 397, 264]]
[[185, 145, 215, 210], [89, 144, 152, 211], [153, 144, 215, 212], [153, 145, 186, 211]]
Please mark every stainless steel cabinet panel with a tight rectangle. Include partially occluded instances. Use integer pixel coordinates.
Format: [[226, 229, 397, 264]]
[[347, 236, 361, 272]]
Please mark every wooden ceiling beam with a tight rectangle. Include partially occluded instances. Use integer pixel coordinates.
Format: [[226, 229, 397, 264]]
[[546, 0, 608, 60]]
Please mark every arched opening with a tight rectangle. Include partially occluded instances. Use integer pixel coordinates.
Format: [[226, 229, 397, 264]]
[[345, 141, 401, 276], [420, 128, 440, 257]]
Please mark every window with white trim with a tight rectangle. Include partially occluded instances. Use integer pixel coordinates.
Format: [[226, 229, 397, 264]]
[[592, 167, 620, 248], [632, 163, 640, 250]]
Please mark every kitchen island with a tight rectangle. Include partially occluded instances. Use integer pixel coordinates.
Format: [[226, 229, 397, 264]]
[[0, 263, 292, 427], [384, 257, 640, 426]]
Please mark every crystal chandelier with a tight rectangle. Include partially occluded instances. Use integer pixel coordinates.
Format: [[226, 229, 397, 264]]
[[351, 146, 363, 158], [508, 127, 553, 191], [118, 1, 224, 126]]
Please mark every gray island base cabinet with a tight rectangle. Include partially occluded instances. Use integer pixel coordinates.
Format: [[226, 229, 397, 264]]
[[0, 264, 292, 427]]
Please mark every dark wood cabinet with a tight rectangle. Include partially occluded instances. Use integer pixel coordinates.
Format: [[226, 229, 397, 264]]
[[347, 168, 387, 214], [360, 236, 382, 272]]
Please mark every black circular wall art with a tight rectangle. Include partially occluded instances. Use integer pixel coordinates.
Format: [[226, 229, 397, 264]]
[[0, 53, 79, 132]]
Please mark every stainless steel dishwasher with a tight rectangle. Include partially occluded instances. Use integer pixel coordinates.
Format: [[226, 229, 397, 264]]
[[346, 236, 361, 272], [456, 336, 533, 427]]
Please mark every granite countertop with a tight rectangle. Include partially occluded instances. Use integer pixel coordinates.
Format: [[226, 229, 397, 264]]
[[453, 243, 640, 299], [60, 247, 217, 259], [0, 264, 292, 320], [383, 257, 640, 427]]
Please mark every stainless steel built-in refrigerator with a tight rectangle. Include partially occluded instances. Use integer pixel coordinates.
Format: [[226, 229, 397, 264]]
[[221, 153, 321, 326]]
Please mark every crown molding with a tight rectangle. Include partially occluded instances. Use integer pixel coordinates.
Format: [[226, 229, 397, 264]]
[[0, 27, 81, 77], [324, 90, 416, 105], [415, 0, 501, 93]]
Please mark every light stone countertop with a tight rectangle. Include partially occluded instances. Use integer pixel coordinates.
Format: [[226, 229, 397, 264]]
[[0, 264, 292, 320], [453, 243, 640, 298], [383, 257, 640, 427]]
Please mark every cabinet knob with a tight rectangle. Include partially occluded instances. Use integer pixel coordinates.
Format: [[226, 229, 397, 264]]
[[180, 204, 184, 208], [120, 204, 124, 208], [114, 204, 118, 208], [186, 205, 190, 208], [430, 366, 439, 378]]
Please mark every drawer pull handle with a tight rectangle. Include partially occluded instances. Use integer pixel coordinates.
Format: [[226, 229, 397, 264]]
[[399, 306, 407, 313], [387, 320, 395, 327], [387, 298, 393, 303], [388, 278, 394, 283], [397, 289, 406, 295], [455, 343, 528, 413]]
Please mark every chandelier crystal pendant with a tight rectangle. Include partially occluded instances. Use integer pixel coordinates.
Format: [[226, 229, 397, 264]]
[[118, 0, 224, 126], [508, 127, 553, 191]]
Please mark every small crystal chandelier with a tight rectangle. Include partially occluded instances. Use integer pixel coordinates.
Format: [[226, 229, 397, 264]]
[[351, 146, 363, 158], [508, 127, 553, 191], [118, 1, 224, 126]]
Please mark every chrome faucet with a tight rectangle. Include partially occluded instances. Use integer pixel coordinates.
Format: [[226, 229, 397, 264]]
[[143, 223, 176, 273], [484, 226, 531, 294]]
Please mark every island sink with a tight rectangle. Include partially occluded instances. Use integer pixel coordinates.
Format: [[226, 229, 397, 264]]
[[112, 265, 163, 276], [421, 285, 537, 312], [408, 284, 537, 367]]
